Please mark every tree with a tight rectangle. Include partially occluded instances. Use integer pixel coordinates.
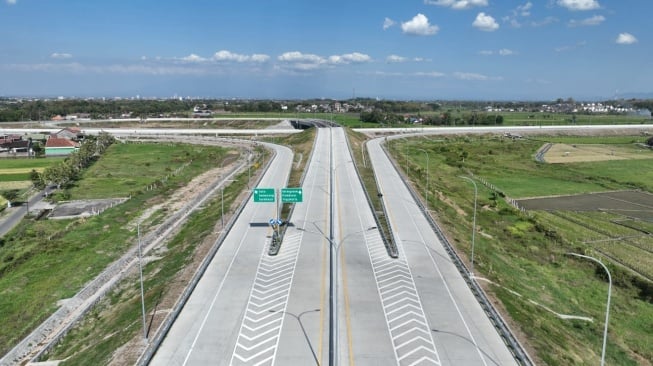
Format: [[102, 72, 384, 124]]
[[1, 190, 20, 207], [29, 169, 45, 190]]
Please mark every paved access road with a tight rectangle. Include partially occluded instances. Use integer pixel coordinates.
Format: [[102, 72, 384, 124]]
[[366, 137, 518, 366], [150, 142, 294, 365]]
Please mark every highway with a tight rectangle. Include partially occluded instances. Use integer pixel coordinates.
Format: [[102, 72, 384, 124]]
[[150, 126, 519, 365], [3, 122, 650, 364]]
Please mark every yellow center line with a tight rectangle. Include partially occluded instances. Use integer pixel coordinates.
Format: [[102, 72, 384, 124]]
[[317, 200, 329, 364], [336, 168, 356, 366]]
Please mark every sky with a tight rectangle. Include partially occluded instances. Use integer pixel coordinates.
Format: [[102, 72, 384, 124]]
[[1, 0, 651, 101]]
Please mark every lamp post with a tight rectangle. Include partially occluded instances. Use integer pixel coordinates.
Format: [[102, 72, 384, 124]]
[[247, 149, 252, 189], [566, 253, 612, 366], [269, 309, 321, 365], [418, 149, 429, 204], [298, 224, 376, 366], [459, 176, 477, 277]]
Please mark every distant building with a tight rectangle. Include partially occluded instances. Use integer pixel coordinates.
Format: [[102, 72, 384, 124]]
[[53, 128, 84, 141], [192, 104, 213, 118], [0, 139, 31, 154], [45, 138, 79, 156]]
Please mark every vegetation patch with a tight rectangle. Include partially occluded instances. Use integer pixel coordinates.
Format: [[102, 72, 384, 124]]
[[0, 141, 234, 357], [392, 134, 652, 365]]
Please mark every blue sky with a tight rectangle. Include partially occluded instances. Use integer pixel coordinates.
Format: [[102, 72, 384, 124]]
[[1, 0, 650, 100]]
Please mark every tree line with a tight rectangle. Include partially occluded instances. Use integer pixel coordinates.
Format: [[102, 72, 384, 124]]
[[31, 132, 115, 190], [360, 110, 503, 126]]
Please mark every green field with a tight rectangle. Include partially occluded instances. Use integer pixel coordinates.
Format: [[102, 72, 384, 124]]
[[66, 142, 231, 199], [0, 157, 64, 182], [0, 142, 235, 357], [392, 134, 653, 365]]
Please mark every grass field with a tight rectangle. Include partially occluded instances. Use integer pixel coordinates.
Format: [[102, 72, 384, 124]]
[[0, 141, 235, 357], [0, 157, 64, 183], [544, 143, 652, 163], [392, 134, 653, 365], [67, 142, 231, 199]]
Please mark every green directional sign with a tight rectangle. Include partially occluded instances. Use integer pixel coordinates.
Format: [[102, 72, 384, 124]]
[[253, 188, 276, 203], [281, 187, 303, 203]]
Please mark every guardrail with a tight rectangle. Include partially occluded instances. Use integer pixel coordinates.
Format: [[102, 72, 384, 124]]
[[379, 138, 535, 366]]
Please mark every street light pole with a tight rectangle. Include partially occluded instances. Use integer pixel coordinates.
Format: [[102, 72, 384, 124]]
[[418, 149, 429, 204], [298, 223, 376, 366], [269, 309, 321, 365], [247, 150, 251, 189], [460, 176, 477, 277], [567, 253, 612, 366]]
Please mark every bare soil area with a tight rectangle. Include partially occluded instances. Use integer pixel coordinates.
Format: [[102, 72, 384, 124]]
[[543, 143, 653, 163], [517, 190, 653, 221]]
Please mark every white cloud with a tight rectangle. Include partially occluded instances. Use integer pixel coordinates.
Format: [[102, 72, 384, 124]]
[[454, 72, 502, 81], [209, 50, 270, 63], [531, 16, 559, 27], [473, 12, 499, 32], [555, 40, 587, 52], [50, 53, 73, 59], [616, 33, 637, 45], [250, 54, 270, 63], [568, 14, 605, 27], [386, 55, 407, 63], [383, 17, 396, 30], [479, 49, 517, 56], [557, 0, 600, 11], [6, 0, 17, 5], [3, 62, 217, 76], [278, 51, 323, 63], [386, 55, 429, 63], [454, 72, 488, 80], [276, 51, 369, 71], [180, 54, 207, 63], [517, 2, 532, 16], [504, 2, 532, 28], [328, 52, 371, 64], [415, 71, 445, 77], [401, 14, 439, 36], [424, 0, 488, 10]]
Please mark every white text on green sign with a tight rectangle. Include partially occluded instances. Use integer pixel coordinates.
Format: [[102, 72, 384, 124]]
[[281, 188, 303, 203], [253, 188, 275, 202]]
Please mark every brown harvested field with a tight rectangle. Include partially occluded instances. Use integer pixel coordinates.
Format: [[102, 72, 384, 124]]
[[518, 190, 653, 221], [543, 143, 653, 163]]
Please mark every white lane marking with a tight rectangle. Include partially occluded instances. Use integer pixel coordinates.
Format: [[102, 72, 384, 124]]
[[230, 233, 303, 366]]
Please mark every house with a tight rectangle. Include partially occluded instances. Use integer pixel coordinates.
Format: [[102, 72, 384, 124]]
[[0, 134, 22, 144], [45, 138, 79, 156], [0, 139, 31, 154], [53, 127, 84, 141]]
